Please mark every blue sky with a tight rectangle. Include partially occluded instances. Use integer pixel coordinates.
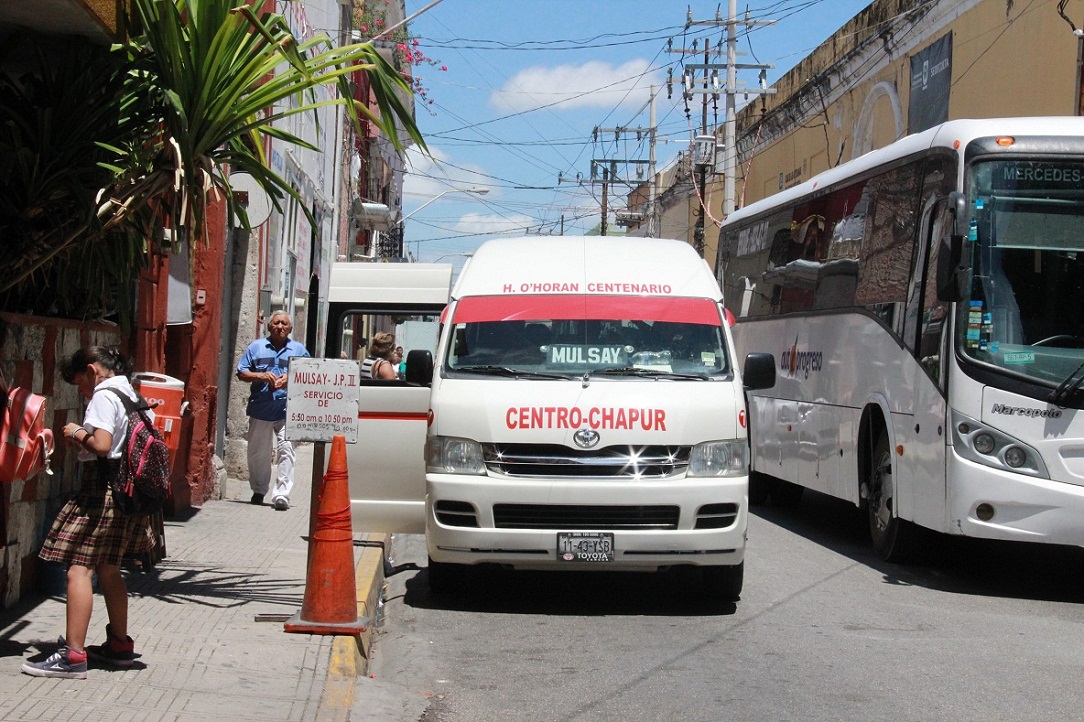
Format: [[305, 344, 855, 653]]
[[401, 0, 872, 266]]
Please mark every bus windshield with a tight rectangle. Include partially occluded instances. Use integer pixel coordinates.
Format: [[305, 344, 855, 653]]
[[445, 296, 730, 378], [960, 159, 1084, 388]]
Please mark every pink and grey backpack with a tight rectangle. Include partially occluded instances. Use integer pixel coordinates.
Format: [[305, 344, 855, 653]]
[[105, 388, 171, 515]]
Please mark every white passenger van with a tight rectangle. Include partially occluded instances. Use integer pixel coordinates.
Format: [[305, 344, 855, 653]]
[[403, 236, 775, 600], [325, 262, 453, 532]]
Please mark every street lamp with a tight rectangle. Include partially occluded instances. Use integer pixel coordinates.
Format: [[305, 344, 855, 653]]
[[400, 187, 489, 260]]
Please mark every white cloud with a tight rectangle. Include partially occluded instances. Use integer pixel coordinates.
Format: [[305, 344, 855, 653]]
[[454, 212, 534, 237], [491, 59, 656, 113], [403, 146, 492, 203]]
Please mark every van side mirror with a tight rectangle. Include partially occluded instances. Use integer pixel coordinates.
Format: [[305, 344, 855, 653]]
[[405, 349, 434, 386], [742, 352, 775, 391], [936, 192, 969, 302]]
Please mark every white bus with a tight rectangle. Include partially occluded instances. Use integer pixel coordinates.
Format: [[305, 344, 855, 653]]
[[717, 117, 1084, 561]]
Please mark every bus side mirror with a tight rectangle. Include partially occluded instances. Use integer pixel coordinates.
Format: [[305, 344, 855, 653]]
[[950, 191, 968, 237], [405, 349, 434, 386], [742, 352, 776, 391], [936, 192, 969, 302]]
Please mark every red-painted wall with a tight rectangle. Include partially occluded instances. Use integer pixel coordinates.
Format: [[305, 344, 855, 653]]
[[133, 199, 228, 512]]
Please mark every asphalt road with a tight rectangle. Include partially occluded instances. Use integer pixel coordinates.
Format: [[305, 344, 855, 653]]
[[359, 489, 1084, 722]]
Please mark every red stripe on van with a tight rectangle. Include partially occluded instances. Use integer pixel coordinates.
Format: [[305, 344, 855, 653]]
[[451, 295, 722, 325], [359, 412, 428, 421]]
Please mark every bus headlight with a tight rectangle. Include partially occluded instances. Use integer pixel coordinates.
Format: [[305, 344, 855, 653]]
[[950, 411, 1048, 478], [426, 436, 486, 475], [973, 432, 996, 455], [689, 440, 748, 477], [1004, 446, 1027, 468]]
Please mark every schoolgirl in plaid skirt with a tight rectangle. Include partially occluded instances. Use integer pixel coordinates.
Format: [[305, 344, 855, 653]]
[[22, 346, 156, 679], [38, 458, 155, 567]]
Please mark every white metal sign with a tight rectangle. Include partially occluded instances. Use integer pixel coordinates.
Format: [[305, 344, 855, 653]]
[[285, 358, 360, 443]]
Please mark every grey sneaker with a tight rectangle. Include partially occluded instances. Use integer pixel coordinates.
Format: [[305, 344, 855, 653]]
[[21, 639, 88, 679], [273, 496, 289, 511]]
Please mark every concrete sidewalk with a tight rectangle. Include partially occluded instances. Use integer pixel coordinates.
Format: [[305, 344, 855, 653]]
[[0, 443, 387, 721]]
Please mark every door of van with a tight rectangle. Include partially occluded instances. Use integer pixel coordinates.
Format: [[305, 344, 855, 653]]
[[323, 263, 452, 534]]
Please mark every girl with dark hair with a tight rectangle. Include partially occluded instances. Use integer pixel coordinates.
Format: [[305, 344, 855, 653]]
[[21, 346, 156, 679]]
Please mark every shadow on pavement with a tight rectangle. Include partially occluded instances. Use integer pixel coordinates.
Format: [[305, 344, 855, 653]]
[[401, 563, 739, 617], [753, 487, 1084, 604], [122, 562, 303, 608], [0, 614, 34, 660]]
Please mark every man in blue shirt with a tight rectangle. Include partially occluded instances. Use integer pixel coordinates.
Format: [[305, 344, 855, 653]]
[[236, 311, 310, 510]]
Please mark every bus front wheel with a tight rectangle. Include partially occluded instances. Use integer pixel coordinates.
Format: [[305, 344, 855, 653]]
[[867, 433, 923, 563]]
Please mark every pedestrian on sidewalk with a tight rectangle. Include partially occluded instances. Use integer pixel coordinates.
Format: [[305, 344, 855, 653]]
[[236, 310, 310, 510], [21, 346, 156, 679]]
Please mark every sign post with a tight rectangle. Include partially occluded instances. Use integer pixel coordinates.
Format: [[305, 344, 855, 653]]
[[286, 358, 361, 546], [285, 358, 360, 443]]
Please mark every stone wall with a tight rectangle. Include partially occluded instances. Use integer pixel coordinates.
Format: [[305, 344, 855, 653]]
[[0, 313, 120, 608]]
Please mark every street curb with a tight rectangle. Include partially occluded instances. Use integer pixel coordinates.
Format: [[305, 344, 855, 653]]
[[316, 532, 388, 721]]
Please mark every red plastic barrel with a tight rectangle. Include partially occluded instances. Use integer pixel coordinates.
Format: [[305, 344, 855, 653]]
[[132, 372, 187, 458]]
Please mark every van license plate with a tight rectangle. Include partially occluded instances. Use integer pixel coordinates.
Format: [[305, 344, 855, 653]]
[[557, 532, 614, 562]]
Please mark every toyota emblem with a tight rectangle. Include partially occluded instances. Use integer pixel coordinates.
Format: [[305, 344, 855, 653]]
[[573, 429, 600, 448]]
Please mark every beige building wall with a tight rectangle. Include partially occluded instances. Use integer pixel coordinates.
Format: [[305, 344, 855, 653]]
[[731, 0, 1082, 214], [638, 0, 1084, 257]]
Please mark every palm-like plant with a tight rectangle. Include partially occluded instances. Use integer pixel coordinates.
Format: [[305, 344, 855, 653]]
[[0, 0, 424, 323], [111, 0, 423, 233]]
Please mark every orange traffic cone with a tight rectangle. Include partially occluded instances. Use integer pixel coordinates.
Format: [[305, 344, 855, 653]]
[[284, 435, 367, 635]]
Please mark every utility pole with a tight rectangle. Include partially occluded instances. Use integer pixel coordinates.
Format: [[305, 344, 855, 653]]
[[648, 86, 658, 237], [694, 40, 712, 254], [561, 101, 658, 236], [672, 1, 776, 238], [600, 167, 609, 236], [602, 89, 660, 237]]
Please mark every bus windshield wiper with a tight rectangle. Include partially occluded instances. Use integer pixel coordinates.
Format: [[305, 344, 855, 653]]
[[593, 367, 709, 380], [456, 365, 571, 380], [1049, 358, 1084, 406]]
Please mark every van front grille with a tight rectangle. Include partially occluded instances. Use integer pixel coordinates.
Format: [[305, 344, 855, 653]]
[[482, 444, 689, 478]]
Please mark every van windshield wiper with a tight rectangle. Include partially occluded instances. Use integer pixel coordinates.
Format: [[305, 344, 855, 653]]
[[455, 365, 571, 380], [1049, 358, 1084, 406], [593, 367, 709, 380]]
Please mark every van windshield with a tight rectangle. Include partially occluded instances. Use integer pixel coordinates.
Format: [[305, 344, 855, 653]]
[[445, 295, 730, 378]]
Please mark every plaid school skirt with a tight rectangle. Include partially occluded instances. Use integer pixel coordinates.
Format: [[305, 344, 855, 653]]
[[38, 459, 156, 568]]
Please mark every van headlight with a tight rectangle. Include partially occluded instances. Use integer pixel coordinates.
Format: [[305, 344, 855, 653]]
[[426, 436, 486, 475], [688, 440, 748, 477]]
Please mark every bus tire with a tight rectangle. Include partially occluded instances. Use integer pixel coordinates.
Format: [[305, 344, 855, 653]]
[[702, 561, 743, 602], [867, 432, 924, 563], [426, 556, 463, 594]]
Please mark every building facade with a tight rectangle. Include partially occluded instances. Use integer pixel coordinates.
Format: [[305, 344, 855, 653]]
[[223, 0, 414, 480], [0, 0, 412, 605], [628, 0, 1084, 264]]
